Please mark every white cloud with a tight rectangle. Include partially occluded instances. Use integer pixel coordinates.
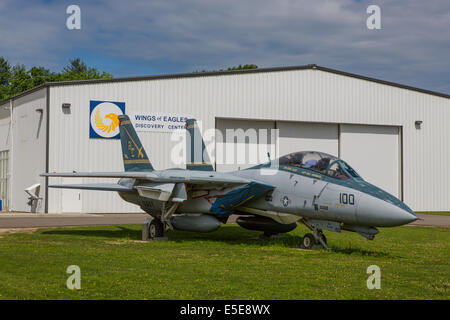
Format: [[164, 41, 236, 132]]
[[0, 0, 448, 93]]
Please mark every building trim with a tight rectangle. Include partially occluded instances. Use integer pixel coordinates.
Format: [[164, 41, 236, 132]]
[[44, 86, 50, 213], [9, 99, 13, 211], [399, 126, 404, 201], [338, 124, 341, 158]]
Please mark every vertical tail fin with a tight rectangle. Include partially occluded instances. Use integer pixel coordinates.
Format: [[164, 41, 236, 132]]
[[118, 115, 154, 172], [186, 119, 214, 171]]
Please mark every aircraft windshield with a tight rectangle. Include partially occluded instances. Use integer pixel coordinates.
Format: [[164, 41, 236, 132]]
[[278, 151, 360, 180], [279, 151, 338, 173], [339, 161, 360, 178], [326, 161, 350, 180]]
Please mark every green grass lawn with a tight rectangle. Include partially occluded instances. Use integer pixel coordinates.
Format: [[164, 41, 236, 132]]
[[416, 211, 450, 216], [0, 224, 448, 300]]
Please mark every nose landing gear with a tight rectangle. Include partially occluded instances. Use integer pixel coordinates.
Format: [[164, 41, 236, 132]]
[[300, 219, 330, 250], [300, 233, 315, 249], [300, 231, 328, 249]]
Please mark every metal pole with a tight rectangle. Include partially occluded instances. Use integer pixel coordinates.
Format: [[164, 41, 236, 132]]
[[8, 99, 13, 211]]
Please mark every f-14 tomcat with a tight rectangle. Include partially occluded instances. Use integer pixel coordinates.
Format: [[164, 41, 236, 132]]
[[42, 115, 417, 249]]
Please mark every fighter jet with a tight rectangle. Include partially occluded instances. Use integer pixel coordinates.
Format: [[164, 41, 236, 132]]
[[42, 115, 417, 249]]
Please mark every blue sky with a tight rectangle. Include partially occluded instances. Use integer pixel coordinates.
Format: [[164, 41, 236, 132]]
[[0, 0, 449, 93]]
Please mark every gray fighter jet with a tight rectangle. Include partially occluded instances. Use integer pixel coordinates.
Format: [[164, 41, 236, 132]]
[[42, 115, 417, 249]]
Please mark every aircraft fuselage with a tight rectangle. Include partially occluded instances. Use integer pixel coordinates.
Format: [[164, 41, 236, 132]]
[[118, 163, 416, 229]]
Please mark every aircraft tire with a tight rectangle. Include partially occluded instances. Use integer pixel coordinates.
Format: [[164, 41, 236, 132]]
[[300, 233, 315, 249], [149, 219, 164, 239]]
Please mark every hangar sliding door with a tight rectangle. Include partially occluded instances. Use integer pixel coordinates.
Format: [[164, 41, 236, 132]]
[[340, 124, 401, 198], [215, 119, 276, 172], [215, 119, 339, 172], [277, 122, 339, 157]]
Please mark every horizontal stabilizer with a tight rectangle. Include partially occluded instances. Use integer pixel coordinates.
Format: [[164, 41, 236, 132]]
[[48, 183, 134, 192], [42, 172, 158, 179], [42, 170, 250, 186]]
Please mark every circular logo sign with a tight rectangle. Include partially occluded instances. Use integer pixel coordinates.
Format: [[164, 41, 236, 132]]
[[90, 102, 124, 138]]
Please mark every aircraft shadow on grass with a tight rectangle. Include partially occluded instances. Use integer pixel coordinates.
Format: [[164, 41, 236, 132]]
[[41, 226, 138, 240], [41, 225, 389, 257]]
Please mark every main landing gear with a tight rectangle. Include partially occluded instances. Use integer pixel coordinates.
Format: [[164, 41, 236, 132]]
[[142, 217, 167, 241], [149, 218, 164, 238], [300, 219, 329, 250], [142, 202, 179, 241]]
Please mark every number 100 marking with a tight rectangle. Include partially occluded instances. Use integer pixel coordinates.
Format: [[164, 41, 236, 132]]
[[340, 193, 355, 205]]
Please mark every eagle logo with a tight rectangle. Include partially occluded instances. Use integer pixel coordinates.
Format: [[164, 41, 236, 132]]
[[89, 100, 125, 139], [94, 109, 119, 134]]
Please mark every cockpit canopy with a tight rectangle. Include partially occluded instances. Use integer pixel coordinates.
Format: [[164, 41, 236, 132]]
[[278, 151, 360, 180]]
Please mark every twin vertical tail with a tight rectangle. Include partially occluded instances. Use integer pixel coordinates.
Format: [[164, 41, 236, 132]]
[[186, 119, 214, 171], [118, 115, 154, 172], [117, 115, 211, 172]]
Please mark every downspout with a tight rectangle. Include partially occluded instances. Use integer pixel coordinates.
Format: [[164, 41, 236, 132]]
[[9, 99, 13, 211], [44, 86, 50, 213]]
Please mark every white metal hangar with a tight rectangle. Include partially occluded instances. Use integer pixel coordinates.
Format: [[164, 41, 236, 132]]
[[0, 64, 449, 214]]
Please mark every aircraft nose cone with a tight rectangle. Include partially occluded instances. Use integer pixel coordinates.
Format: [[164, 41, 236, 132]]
[[357, 194, 417, 227], [389, 204, 417, 226]]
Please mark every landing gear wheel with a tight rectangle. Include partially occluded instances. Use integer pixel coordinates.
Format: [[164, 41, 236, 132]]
[[149, 219, 164, 239], [300, 233, 315, 249]]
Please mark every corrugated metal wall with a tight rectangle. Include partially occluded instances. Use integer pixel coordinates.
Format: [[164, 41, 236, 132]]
[[7, 88, 47, 212], [47, 69, 450, 212], [0, 104, 11, 211], [0, 109, 11, 152]]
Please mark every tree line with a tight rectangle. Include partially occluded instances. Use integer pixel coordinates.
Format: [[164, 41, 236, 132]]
[[0, 57, 113, 100], [195, 64, 258, 73], [0, 57, 257, 101]]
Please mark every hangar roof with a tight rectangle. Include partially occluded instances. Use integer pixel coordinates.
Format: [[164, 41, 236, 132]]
[[1, 64, 449, 105]]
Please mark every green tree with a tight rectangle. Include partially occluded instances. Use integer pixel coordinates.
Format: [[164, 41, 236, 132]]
[[62, 58, 88, 74], [29, 66, 55, 87], [227, 64, 258, 71], [0, 57, 11, 100], [8, 65, 32, 97], [58, 58, 112, 81]]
